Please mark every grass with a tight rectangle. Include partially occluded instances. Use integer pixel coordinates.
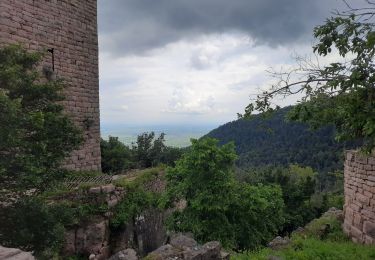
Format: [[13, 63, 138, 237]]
[[233, 213, 375, 260], [113, 166, 163, 189], [234, 238, 375, 260]]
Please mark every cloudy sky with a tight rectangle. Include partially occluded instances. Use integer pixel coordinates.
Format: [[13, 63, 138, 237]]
[[97, 0, 359, 127]]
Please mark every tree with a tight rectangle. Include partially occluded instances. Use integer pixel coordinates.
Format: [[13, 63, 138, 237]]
[[101, 136, 133, 174], [162, 138, 237, 246], [242, 0, 375, 152], [162, 138, 284, 250], [132, 132, 167, 168], [239, 164, 343, 234], [0, 45, 82, 195]]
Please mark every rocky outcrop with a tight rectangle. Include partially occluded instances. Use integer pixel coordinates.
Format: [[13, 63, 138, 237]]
[[0, 246, 34, 260], [62, 171, 169, 259], [63, 217, 110, 260], [144, 234, 230, 260], [111, 208, 169, 256], [108, 248, 138, 260], [267, 236, 291, 250]]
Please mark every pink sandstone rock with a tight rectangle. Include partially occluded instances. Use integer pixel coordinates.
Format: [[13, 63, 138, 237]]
[[344, 151, 375, 245]]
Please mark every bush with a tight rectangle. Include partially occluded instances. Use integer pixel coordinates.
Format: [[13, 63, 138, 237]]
[[101, 133, 184, 174], [0, 198, 70, 259], [111, 167, 163, 228], [162, 138, 285, 250], [0, 45, 82, 195], [101, 136, 134, 174]]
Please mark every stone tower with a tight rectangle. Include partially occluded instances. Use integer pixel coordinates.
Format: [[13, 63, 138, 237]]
[[0, 0, 101, 171]]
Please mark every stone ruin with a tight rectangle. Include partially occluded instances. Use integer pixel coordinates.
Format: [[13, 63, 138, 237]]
[[343, 150, 375, 244], [0, 0, 101, 171]]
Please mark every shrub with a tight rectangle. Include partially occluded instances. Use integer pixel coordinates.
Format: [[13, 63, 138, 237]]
[[0, 198, 70, 259], [0, 45, 82, 195], [101, 136, 134, 174], [162, 138, 285, 250], [111, 168, 162, 228]]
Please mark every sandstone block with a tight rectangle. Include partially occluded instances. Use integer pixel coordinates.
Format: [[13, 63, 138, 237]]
[[101, 184, 115, 193], [363, 221, 375, 238], [350, 226, 363, 241], [0, 246, 34, 260], [89, 186, 101, 194], [109, 248, 138, 260], [356, 193, 369, 206], [170, 234, 198, 250], [364, 235, 374, 245]]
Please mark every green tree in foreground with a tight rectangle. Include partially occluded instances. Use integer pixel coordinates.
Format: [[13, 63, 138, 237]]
[[101, 136, 134, 173], [242, 1, 375, 152], [162, 138, 284, 250], [0, 45, 82, 195]]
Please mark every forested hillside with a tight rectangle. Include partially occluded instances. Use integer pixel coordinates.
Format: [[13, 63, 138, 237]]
[[206, 107, 361, 173]]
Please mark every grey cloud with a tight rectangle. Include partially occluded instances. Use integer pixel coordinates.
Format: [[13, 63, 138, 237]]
[[98, 0, 354, 55]]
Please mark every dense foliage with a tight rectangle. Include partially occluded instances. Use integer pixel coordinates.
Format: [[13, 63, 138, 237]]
[[242, 2, 375, 152], [101, 132, 183, 174], [111, 167, 162, 228], [162, 138, 285, 250], [0, 45, 82, 194], [206, 107, 360, 174], [234, 213, 375, 260], [0, 198, 70, 259], [101, 136, 134, 173], [238, 165, 343, 234]]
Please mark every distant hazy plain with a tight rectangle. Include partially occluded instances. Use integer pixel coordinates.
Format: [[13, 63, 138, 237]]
[[101, 124, 217, 147]]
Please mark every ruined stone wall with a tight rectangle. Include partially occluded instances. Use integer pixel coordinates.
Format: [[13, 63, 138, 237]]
[[0, 0, 101, 170], [343, 150, 375, 245]]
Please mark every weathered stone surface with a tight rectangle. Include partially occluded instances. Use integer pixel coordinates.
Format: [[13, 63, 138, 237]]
[[85, 220, 109, 254], [89, 187, 101, 194], [268, 236, 291, 250], [323, 207, 344, 222], [363, 221, 375, 238], [147, 244, 184, 259], [0, 0, 101, 171], [0, 245, 34, 260], [291, 227, 305, 236], [145, 237, 229, 260], [108, 198, 119, 208], [102, 184, 115, 193], [63, 230, 76, 255], [220, 251, 230, 260], [202, 241, 221, 259], [63, 217, 109, 258], [170, 234, 198, 250], [344, 151, 375, 245], [109, 248, 138, 260]]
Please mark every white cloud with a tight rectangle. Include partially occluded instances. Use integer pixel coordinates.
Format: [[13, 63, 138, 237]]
[[99, 32, 320, 126]]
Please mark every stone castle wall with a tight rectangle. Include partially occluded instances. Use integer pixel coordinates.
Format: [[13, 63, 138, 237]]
[[0, 0, 101, 170], [343, 150, 375, 245]]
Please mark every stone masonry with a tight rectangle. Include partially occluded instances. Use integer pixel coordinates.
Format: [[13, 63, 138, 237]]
[[343, 150, 375, 245], [0, 0, 101, 170]]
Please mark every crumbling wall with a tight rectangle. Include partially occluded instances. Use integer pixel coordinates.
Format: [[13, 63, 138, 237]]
[[343, 150, 375, 245], [0, 0, 101, 171]]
